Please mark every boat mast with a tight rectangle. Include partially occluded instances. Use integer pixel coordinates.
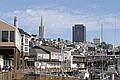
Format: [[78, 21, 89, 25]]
[[101, 24, 104, 79]]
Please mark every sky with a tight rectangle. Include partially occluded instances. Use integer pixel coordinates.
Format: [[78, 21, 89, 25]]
[[0, 0, 120, 45]]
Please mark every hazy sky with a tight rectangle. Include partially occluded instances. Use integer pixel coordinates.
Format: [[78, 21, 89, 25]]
[[0, 0, 120, 45]]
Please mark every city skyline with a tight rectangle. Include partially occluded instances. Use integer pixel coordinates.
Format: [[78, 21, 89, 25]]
[[0, 0, 120, 45]]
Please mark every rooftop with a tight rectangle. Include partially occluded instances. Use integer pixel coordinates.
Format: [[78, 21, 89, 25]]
[[40, 46, 60, 52], [18, 28, 31, 37], [29, 46, 48, 55]]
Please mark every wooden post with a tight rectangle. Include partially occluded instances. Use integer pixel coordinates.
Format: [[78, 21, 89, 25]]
[[17, 51, 20, 70], [14, 48, 21, 70], [22, 52, 25, 69], [14, 48, 17, 70]]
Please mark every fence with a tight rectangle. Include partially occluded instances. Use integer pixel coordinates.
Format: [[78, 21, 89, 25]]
[[20, 75, 84, 80], [0, 69, 87, 80], [38, 75, 84, 80], [0, 70, 25, 80]]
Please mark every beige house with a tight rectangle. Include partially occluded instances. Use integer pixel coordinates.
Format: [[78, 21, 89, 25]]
[[29, 46, 50, 68], [29, 46, 70, 69], [0, 17, 21, 70]]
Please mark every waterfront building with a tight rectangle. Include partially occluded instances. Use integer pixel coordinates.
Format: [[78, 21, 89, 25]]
[[29, 46, 49, 68], [29, 46, 68, 68], [0, 16, 21, 70], [72, 24, 86, 42]]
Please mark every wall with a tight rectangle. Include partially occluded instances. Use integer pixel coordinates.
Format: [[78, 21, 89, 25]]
[[0, 55, 3, 68], [15, 28, 21, 51]]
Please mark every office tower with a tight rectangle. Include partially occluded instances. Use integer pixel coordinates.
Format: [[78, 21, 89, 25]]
[[72, 24, 86, 42], [39, 16, 44, 39]]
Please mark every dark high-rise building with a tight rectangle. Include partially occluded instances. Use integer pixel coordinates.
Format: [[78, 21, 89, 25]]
[[39, 16, 44, 39], [72, 24, 86, 42]]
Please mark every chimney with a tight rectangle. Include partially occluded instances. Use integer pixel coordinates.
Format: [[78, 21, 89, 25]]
[[14, 16, 18, 28]]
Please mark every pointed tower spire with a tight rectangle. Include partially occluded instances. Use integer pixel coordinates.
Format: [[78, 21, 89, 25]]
[[39, 16, 44, 39], [41, 16, 43, 26]]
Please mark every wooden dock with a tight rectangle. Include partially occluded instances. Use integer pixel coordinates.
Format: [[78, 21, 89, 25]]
[[0, 68, 119, 80], [0, 69, 86, 80]]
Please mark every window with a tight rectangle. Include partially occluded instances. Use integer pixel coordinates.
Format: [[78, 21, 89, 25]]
[[38, 55, 43, 59], [2, 31, 15, 42], [21, 46, 23, 50], [36, 63, 39, 66], [21, 37, 23, 42], [25, 53, 29, 56], [2, 31, 8, 42], [10, 31, 14, 42], [25, 39, 28, 44], [25, 46, 28, 51]]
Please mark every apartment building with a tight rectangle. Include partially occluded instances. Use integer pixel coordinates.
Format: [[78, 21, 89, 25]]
[[18, 28, 31, 68]]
